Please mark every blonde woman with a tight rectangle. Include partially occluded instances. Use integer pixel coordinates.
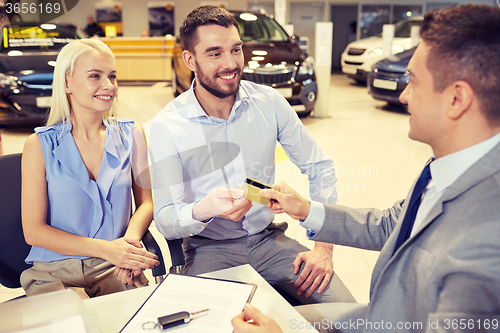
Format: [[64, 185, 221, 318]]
[[20, 39, 159, 298]]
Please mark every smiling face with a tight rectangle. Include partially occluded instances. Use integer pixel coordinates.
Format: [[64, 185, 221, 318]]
[[183, 24, 244, 100], [65, 49, 117, 117]]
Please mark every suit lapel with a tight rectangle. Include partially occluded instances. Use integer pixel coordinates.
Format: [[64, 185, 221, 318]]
[[371, 142, 500, 300], [409, 142, 500, 239]]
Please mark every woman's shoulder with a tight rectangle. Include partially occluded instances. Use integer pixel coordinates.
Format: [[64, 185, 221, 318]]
[[34, 122, 68, 135], [116, 118, 134, 125], [24, 132, 42, 150], [22, 133, 44, 164], [111, 118, 135, 133]]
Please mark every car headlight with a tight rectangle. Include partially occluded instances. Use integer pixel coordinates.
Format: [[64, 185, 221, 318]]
[[369, 48, 383, 58], [0, 73, 19, 89], [297, 56, 314, 77]]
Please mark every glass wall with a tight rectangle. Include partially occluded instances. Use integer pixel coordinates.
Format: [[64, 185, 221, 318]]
[[360, 4, 424, 39], [426, 3, 458, 12], [247, 1, 275, 16], [360, 5, 390, 39], [393, 5, 423, 22]]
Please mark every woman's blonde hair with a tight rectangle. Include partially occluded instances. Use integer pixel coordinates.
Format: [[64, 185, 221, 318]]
[[46, 39, 118, 127]]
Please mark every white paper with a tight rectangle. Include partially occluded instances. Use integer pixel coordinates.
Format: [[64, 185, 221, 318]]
[[121, 274, 256, 333]]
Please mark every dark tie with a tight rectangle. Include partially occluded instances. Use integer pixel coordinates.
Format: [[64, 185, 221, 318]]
[[393, 160, 433, 255]]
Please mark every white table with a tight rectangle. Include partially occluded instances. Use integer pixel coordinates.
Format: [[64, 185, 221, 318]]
[[83, 264, 318, 333]]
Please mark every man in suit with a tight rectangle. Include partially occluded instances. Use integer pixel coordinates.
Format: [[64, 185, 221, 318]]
[[232, 4, 500, 333]]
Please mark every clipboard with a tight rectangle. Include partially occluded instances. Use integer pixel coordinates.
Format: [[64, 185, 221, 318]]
[[120, 273, 257, 333]]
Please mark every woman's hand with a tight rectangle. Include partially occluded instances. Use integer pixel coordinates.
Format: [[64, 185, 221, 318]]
[[114, 267, 142, 285], [101, 237, 159, 271]]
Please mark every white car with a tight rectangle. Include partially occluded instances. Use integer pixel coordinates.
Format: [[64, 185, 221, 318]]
[[341, 16, 423, 82]]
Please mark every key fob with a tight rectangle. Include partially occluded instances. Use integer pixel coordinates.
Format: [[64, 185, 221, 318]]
[[158, 311, 190, 329]]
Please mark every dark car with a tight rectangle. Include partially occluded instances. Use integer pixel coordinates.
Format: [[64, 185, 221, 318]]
[[367, 46, 415, 106], [171, 10, 317, 116], [0, 22, 86, 126]]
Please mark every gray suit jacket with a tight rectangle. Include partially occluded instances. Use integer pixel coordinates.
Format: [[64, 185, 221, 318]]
[[311, 142, 500, 332]]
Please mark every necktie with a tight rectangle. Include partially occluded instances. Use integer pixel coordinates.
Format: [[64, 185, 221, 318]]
[[393, 160, 433, 254]]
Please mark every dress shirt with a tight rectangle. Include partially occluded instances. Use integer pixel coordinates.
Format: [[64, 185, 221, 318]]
[[303, 131, 500, 237], [149, 79, 337, 240]]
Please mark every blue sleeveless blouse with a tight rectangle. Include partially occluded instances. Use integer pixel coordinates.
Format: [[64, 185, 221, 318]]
[[25, 119, 135, 264]]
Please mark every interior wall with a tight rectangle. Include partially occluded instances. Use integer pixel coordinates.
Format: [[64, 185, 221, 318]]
[[330, 5, 358, 72], [54, 0, 497, 38], [56, 0, 250, 37], [289, 2, 325, 59]]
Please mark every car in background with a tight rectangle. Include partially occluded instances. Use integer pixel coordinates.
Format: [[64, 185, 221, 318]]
[[171, 10, 317, 116], [367, 46, 415, 106], [0, 22, 86, 127], [341, 16, 422, 83]]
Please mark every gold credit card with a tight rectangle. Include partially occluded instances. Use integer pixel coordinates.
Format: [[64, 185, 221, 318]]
[[242, 177, 272, 206]]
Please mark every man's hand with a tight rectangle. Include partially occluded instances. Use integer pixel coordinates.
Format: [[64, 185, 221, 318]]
[[219, 198, 253, 221], [232, 303, 283, 333], [260, 182, 310, 220], [293, 242, 334, 298], [193, 187, 250, 221]]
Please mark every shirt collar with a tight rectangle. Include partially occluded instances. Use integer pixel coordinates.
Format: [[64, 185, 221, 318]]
[[430, 131, 500, 193], [182, 78, 250, 121]]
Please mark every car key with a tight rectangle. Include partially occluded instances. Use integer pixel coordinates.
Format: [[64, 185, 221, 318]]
[[157, 309, 210, 329]]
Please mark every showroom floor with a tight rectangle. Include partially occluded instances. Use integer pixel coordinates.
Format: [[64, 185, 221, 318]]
[[0, 74, 432, 304]]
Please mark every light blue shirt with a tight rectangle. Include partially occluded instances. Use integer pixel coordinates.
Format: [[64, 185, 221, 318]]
[[303, 131, 500, 237], [25, 119, 135, 264], [150, 79, 337, 240]]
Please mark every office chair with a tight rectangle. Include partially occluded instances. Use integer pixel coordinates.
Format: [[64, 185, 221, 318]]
[[0, 153, 166, 300], [166, 238, 185, 273], [0, 153, 31, 291]]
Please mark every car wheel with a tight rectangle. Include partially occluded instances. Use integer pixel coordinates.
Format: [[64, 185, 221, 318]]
[[171, 62, 179, 97]]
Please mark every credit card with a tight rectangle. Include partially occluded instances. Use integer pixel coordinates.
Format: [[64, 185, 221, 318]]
[[242, 177, 272, 205]]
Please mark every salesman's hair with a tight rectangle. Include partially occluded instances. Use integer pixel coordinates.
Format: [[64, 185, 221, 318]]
[[180, 5, 240, 53], [47, 39, 118, 127], [420, 4, 500, 124]]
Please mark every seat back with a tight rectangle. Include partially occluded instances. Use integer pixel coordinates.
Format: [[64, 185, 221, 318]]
[[166, 238, 185, 273], [0, 153, 32, 289]]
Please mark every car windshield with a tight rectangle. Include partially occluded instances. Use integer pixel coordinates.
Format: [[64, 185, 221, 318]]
[[374, 19, 422, 38], [394, 20, 421, 38], [234, 13, 289, 42], [1, 24, 84, 52]]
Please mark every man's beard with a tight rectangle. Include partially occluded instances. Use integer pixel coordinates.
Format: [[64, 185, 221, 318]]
[[195, 61, 242, 99]]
